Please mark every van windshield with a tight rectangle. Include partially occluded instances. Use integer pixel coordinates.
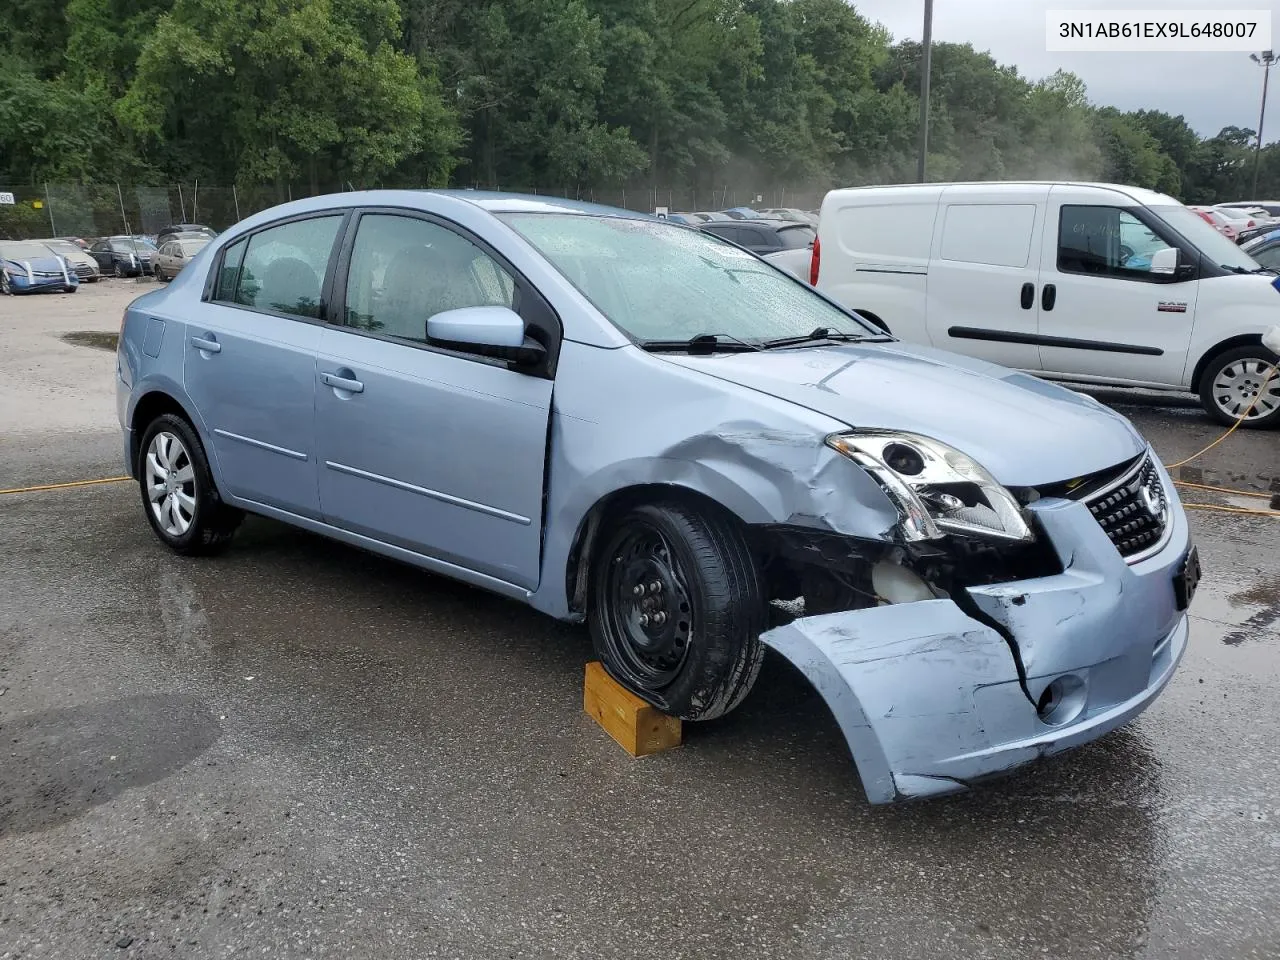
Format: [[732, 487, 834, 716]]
[[499, 213, 879, 344], [1151, 205, 1261, 272]]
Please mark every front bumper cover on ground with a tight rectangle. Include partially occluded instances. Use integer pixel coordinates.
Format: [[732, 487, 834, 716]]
[[759, 479, 1191, 805]]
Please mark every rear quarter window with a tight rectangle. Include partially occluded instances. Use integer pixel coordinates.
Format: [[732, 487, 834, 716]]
[[834, 202, 936, 260]]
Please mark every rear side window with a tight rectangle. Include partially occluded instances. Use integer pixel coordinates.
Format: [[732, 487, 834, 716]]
[[835, 202, 936, 260], [939, 203, 1037, 268], [220, 216, 342, 319]]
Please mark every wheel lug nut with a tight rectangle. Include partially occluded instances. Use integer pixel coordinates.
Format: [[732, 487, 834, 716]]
[[638, 614, 650, 627], [653, 611, 667, 625], [633, 584, 644, 596], [650, 580, 662, 593]]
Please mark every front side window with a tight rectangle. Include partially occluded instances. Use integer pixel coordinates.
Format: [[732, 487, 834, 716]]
[[227, 216, 342, 318], [500, 213, 878, 343], [1058, 206, 1176, 280], [343, 214, 515, 342]]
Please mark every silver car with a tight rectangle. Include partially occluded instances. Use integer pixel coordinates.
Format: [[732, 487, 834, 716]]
[[154, 236, 210, 281], [116, 191, 1197, 805]]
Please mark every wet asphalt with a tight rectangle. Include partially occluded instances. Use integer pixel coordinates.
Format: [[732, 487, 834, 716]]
[[2, 391, 1279, 959]]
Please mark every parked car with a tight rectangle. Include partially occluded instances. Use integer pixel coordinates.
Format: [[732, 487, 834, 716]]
[[156, 223, 218, 246], [1233, 222, 1279, 245], [1218, 201, 1280, 218], [154, 236, 210, 281], [1212, 205, 1268, 232], [721, 206, 765, 220], [759, 207, 819, 226], [1188, 206, 1241, 240], [89, 236, 157, 277], [698, 218, 816, 280], [814, 182, 1280, 427], [118, 189, 1200, 805], [0, 241, 80, 294], [662, 213, 703, 226], [58, 236, 90, 250], [1239, 228, 1280, 270], [40, 238, 102, 282], [690, 211, 732, 222]]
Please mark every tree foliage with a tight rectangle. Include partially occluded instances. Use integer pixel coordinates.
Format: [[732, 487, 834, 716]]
[[1, 0, 1277, 202]]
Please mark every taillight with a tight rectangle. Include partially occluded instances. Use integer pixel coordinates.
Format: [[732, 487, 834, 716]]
[[809, 234, 821, 286]]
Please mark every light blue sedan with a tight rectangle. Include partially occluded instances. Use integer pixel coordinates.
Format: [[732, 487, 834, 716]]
[[116, 191, 1197, 804]]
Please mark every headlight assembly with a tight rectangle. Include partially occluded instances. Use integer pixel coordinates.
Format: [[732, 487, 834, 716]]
[[826, 431, 1033, 544]]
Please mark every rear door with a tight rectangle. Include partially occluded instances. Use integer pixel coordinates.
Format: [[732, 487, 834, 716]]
[[1035, 192, 1196, 385], [183, 212, 347, 518], [926, 187, 1049, 370], [313, 209, 556, 590]]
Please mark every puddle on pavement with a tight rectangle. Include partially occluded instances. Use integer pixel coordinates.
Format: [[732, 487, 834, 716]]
[[61, 330, 118, 351]]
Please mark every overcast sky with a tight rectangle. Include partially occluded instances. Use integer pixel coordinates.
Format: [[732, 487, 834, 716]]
[[853, 0, 1279, 140]]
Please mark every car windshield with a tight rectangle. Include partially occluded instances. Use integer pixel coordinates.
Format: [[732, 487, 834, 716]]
[[1, 242, 56, 259], [499, 213, 877, 344], [1151, 205, 1261, 271]]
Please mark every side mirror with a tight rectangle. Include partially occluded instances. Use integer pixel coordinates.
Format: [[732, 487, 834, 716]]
[[426, 305, 545, 367], [1149, 247, 1177, 275]]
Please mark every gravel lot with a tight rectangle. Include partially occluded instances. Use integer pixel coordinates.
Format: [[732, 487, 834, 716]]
[[2, 281, 1278, 960]]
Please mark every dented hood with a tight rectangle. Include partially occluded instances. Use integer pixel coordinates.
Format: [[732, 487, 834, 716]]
[[657, 341, 1146, 486]]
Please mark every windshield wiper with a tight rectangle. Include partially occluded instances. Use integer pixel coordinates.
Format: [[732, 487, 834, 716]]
[[640, 332, 762, 354], [760, 327, 884, 349]]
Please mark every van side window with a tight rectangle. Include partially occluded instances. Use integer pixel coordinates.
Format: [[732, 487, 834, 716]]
[[1058, 206, 1174, 281], [940, 204, 1037, 267]]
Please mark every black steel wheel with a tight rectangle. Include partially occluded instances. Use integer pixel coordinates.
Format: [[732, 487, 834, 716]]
[[588, 501, 765, 721]]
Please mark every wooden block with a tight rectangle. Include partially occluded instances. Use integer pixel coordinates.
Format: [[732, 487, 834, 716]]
[[583, 661, 682, 757]]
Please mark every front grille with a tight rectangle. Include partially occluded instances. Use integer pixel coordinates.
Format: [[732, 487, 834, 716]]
[[73, 264, 95, 278], [1081, 454, 1170, 562]]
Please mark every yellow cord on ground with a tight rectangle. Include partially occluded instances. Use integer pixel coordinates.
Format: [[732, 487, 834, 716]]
[[1175, 480, 1273, 499], [0, 476, 130, 496], [1184, 502, 1280, 517], [1165, 361, 1278, 469]]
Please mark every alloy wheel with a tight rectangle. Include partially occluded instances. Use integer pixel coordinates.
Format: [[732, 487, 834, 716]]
[[145, 431, 197, 537], [1211, 358, 1280, 421]]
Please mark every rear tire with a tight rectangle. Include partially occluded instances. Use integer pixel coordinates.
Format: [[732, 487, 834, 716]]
[[0, 273, 11, 295], [1197, 345, 1280, 429], [137, 413, 243, 555], [588, 501, 765, 721]]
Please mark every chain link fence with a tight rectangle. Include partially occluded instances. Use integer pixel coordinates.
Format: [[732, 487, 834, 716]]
[[0, 183, 825, 241]]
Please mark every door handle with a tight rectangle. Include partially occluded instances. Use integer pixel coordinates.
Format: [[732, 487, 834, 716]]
[[322, 371, 365, 394], [190, 335, 221, 353], [1042, 283, 1057, 311], [1020, 282, 1035, 310]]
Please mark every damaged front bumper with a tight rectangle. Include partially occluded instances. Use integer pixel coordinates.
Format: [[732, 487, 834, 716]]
[[759, 472, 1192, 805]]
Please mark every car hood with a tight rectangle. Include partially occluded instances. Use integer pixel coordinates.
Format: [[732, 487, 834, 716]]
[[657, 340, 1146, 487]]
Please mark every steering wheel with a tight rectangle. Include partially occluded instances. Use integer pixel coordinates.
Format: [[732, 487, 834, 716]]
[[1118, 244, 1134, 265]]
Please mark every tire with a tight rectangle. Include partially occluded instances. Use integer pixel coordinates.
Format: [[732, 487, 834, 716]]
[[137, 413, 243, 555], [1197, 345, 1280, 429], [0, 273, 11, 295], [114, 261, 125, 278], [588, 501, 766, 721]]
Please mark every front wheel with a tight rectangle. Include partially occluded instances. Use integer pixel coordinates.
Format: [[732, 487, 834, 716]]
[[114, 261, 125, 278], [137, 413, 243, 555], [1197, 345, 1280, 429], [588, 502, 765, 721], [0, 273, 11, 295]]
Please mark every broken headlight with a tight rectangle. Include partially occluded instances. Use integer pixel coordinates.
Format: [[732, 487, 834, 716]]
[[826, 431, 1033, 544]]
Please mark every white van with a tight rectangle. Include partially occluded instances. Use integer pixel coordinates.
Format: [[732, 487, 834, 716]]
[[811, 182, 1280, 427]]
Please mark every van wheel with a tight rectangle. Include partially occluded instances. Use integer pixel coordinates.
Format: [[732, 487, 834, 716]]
[[1197, 345, 1280, 428], [137, 413, 243, 554], [588, 502, 765, 721], [856, 310, 890, 334]]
